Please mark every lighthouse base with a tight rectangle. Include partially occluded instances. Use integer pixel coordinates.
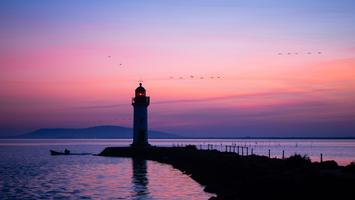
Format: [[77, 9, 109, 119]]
[[130, 142, 151, 148]]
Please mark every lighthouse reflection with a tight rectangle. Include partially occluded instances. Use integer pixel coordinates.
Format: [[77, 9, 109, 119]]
[[131, 158, 151, 199]]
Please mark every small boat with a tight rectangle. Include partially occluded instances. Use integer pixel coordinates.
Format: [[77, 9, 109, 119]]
[[50, 150, 92, 156], [50, 149, 70, 156]]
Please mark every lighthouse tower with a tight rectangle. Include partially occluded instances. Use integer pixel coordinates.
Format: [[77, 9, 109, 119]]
[[131, 83, 150, 147]]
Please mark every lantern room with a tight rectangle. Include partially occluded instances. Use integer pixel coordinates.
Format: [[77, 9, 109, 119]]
[[135, 83, 146, 97], [132, 83, 150, 106]]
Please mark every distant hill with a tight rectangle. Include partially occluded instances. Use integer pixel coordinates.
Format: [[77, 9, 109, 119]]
[[17, 125, 179, 139]]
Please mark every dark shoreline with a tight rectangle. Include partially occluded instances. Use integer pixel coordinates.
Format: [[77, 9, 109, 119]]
[[99, 146, 355, 200]]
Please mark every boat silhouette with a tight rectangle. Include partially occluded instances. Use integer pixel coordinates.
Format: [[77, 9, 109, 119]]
[[50, 149, 92, 156]]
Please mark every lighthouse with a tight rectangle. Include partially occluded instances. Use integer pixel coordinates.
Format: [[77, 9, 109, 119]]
[[131, 83, 150, 147]]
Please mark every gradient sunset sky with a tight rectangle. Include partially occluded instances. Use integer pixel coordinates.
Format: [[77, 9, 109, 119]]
[[1, 0, 355, 137]]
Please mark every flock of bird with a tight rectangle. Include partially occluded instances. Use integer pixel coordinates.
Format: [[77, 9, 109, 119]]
[[107, 55, 224, 81], [277, 51, 323, 56], [169, 75, 222, 80], [108, 51, 323, 81], [107, 56, 123, 67], [106, 51, 324, 82]]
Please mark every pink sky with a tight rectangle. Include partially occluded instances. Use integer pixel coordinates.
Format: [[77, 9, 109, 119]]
[[1, 0, 355, 136]]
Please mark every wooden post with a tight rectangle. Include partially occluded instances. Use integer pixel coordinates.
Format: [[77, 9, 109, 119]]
[[241, 147, 244, 156], [320, 153, 323, 163], [237, 146, 240, 155], [282, 150, 285, 159], [246, 147, 249, 156], [251, 148, 253, 155], [268, 149, 271, 158]]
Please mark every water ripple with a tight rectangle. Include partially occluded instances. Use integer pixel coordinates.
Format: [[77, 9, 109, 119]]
[[0, 145, 213, 200]]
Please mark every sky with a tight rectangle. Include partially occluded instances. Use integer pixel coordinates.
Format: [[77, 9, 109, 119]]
[[1, 0, 355, 137]]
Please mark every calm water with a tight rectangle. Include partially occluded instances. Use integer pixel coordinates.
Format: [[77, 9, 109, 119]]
[[1, 139, 355, 199], [0, 140, 214, 200]]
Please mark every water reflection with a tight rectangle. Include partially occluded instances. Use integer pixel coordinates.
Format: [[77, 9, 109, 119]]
[[0, 144, 214, 199], [132, 158, 150, 199]]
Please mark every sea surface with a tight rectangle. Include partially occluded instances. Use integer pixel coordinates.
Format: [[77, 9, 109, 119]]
[[1, 139, 355, 199], [0, 139, 215, 200]]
